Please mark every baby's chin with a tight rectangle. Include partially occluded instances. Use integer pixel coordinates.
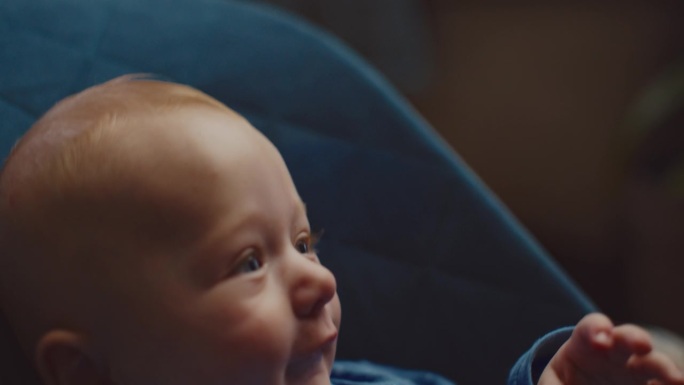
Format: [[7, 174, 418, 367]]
[[287, 369, 332, 385], [285, 350, 335, 385]]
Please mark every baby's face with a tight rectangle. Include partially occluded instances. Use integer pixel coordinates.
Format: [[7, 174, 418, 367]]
[[92, 107, 341, 385]]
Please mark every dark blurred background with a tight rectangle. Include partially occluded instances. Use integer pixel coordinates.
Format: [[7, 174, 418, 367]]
[[251, 0, 684, 336]]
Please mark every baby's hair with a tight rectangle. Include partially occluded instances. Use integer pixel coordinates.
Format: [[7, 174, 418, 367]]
[[0, 75, 232, 353], [1, 74, 228, 195]]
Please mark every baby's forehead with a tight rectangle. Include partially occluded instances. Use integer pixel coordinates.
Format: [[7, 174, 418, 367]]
[[3, 81, 255, 244], [5, 79, 233, 174]]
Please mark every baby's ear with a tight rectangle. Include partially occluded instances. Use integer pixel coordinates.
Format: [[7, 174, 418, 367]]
[[35, 330, 109, 385]]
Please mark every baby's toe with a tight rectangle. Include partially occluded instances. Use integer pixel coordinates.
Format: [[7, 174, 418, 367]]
[[613, 324, 653, 357], [576, 313, 615, 349], [628, 351, 684, 385]]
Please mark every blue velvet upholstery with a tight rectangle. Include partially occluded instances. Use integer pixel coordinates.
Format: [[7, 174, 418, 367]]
[[0, 0, 595, 384]]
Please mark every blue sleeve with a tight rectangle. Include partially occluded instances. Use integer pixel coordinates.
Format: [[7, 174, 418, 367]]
[[508, 327, 574, 385], [332, 361, 455, 385], [332, 327, 574, 385]]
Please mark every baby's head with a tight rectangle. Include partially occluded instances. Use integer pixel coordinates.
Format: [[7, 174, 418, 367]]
[[0, 76, 341, 385]]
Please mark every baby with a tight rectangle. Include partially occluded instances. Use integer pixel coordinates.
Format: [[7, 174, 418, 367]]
[[0, 76, 682, 385]]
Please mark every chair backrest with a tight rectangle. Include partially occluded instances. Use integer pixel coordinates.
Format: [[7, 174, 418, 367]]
[[0, 0, 595, 384]]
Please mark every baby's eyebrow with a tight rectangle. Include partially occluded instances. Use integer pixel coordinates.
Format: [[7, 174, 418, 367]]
[[292, 200, 308, 226]]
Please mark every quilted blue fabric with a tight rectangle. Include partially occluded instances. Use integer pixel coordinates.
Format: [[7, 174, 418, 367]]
[[0, 1, 595, 384]]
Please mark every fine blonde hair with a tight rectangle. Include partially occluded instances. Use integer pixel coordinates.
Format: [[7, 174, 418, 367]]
[[0, 75, 230, 354]]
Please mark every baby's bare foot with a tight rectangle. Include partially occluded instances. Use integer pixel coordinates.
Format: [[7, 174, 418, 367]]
[[539, 313, 684, 385], [648, 327, 684, 371]]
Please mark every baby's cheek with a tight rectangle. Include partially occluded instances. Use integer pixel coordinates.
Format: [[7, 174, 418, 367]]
[[201, 297, 294, 358]]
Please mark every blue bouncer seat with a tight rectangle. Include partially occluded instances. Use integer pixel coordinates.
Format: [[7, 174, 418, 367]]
[[0, 1, 595, 384]]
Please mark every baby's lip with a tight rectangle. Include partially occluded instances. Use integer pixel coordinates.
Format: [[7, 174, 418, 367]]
[[298, 329, 338, 358], [286, 329, 338, 379], [323, 328, 339, 348]]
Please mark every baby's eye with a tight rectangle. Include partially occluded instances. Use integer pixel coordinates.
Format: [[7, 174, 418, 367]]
[[295, 231, 322, 255], [235, 254, 263, 274], [295, 238, 310, 254]]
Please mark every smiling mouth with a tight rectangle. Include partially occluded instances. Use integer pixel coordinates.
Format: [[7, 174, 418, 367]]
[[286, 331, 338, 381]]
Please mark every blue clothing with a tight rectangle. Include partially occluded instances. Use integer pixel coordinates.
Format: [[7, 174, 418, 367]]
[[332, 327, 573, 385], [332, 362, 454, 385]]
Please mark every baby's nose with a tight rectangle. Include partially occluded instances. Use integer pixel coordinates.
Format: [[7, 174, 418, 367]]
[[288, 254, 337, 319]]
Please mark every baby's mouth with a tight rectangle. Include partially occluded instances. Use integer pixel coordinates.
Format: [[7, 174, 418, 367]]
[[286, 331, 338, 381]]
